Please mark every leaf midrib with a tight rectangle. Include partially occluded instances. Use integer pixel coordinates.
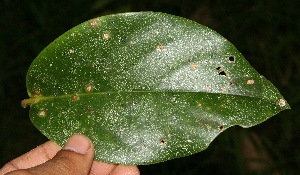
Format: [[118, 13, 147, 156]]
[[22, 90, 269, 108]]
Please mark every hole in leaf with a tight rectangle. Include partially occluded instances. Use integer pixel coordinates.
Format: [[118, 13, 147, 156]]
[[228, 56, 235, 62], [216, 66, 221, 70], [160, 138, 166, 144], [218, 71, 226, 76], [229, 79, 235, 85], [219, 125, 224, 130]]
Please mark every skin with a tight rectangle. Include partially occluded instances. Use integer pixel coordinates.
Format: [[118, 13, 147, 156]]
[[0, 134, 140, 175]]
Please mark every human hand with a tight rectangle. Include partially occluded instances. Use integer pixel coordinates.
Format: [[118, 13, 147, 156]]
[[0, 134, 140, 175]]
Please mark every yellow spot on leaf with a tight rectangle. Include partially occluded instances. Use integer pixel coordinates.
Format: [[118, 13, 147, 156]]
[[221, 87, 226, 92], [191, 63, 197, 70]]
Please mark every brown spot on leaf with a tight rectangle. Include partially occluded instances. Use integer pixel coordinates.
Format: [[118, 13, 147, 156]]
[[247, 79, 255, 84], [38, 110, 47, 117], [71, 94, 80, 101], [31, 88, 41, 96], [278, 99, 286, 107], [89, 19, 98, 27], [205, 86, 211, 92], [221, 87, 226, 92], [156, 44, 165, 52], [85, 85, 93, 92], [103, 32, 111, 40]]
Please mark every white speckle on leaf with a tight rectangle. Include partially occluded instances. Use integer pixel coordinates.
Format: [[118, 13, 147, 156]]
[[69, 49, 75, 54], [278, 99, 286, 107]]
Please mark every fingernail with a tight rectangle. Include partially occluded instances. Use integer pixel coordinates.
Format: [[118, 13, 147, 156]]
[[63, 134, 91, 154]]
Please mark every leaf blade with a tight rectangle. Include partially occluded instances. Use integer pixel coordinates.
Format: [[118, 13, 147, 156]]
[[25, 12, 290, 165]]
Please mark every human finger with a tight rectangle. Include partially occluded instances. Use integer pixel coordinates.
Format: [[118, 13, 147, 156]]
[[0, 140, 61, 174], [6, 134, 94, 175]]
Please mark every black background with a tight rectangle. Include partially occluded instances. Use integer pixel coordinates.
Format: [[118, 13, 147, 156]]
[[1, 0, 299, 174]]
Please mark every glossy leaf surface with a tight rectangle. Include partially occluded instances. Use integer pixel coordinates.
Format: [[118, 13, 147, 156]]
[[23, 12, 290, 165]]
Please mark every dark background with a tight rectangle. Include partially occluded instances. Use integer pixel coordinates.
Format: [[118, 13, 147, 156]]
[[1, 0, 299, 174]]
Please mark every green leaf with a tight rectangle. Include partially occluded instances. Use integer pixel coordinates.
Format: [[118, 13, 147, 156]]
[[22, 12, 290, 165]]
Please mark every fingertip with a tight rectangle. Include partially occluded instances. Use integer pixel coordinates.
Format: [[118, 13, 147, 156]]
[[63, 134, 93, 154], [110, 165, 140, 175], [29, 134, 95, 175]]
